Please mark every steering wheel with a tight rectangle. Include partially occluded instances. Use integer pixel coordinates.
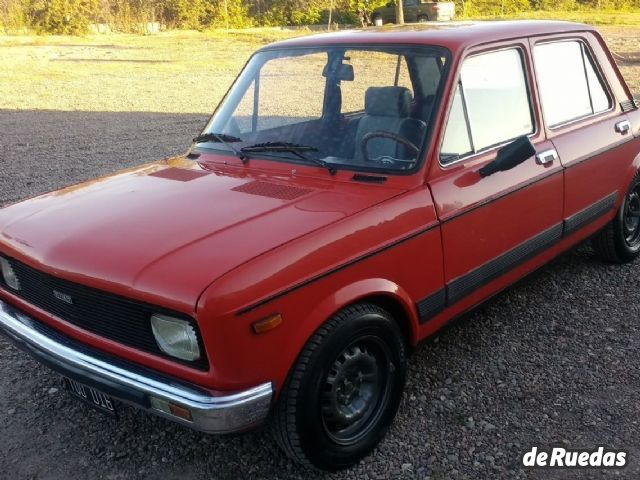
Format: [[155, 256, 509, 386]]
[[361, 131, 420, 165]]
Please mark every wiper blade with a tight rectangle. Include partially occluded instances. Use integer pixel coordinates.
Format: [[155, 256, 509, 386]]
[[192, 132, 247, 163], [193, 133, 242, 144], [241, 142, 336, 175], [241, 141, 316, 151]]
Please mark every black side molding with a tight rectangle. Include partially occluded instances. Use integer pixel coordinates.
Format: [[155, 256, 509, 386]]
[[447, 223, 563, 305], [417, 192, 618, 324], [416, 289, 446, 324], [563, 192, 617, 236]]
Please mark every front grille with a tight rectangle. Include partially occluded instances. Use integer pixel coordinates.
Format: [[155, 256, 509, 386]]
[[0, 255, 208, 370]]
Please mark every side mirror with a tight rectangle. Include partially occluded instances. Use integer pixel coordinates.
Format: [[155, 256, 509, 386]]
[[479, 136, 536, 178]]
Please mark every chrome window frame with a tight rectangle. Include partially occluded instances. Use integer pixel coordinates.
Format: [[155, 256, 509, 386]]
[[532, 37, 615, 131], [438, 45, 538, 168]]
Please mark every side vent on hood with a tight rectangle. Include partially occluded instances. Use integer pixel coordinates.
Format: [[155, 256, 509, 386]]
[[148, 168, 210, 182], [232, 181, 311, 200]]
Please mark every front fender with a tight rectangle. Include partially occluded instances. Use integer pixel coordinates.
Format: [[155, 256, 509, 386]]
[[308, 278, 420, 344], [194, 189, 443, 392]]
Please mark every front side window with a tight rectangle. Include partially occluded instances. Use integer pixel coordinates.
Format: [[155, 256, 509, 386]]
[[203, 46, 448, 173], [440, 48, 534, 164], [534, 40, 611, 127]]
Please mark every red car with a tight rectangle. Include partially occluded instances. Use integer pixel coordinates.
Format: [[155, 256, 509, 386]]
[[0, 21, 639, 471]]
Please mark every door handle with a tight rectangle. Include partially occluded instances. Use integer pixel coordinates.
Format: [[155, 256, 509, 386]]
[[536, 149, 558, 166], [615, 120, 632, 135]]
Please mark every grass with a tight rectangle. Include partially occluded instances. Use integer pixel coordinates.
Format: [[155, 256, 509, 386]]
[[0, 29, 306, 113], [465, 9, 640, 26], [0, 20, 637, 114]]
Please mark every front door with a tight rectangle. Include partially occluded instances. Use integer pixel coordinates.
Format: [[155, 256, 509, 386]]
[[426, 42, 564, 328]]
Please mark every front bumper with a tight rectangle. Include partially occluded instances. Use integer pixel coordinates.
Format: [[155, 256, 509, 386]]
[[0, 298, 273, 433]]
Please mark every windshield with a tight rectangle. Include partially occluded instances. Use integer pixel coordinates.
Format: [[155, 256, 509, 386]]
[[202, 45, 449, 174]]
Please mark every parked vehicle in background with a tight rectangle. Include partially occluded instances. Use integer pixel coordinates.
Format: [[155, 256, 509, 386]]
[[0, 21, 639, 472], [372, 0, 455, 25]]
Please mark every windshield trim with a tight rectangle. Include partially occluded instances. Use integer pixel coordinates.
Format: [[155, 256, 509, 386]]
[[195, 43, 452, 177]]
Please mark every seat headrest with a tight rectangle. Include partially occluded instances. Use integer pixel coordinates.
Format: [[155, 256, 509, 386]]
[[365, 86, 412, 117]]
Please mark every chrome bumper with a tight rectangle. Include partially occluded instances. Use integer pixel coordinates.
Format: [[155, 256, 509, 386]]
[[0, 298, 273, 433]]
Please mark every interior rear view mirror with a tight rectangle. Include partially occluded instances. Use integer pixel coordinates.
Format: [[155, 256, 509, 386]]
[[322, 63, 354, 82]]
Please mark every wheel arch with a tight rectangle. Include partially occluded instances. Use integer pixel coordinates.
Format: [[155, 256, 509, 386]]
[[307, 278, 420, 347], [268, 278, 420, 400], [621, 150, 640, 206], [349, 294, 416, 348]]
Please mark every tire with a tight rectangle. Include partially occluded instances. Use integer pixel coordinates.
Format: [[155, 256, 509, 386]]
[[271, 303, 407, 471], [417, 15, 429, 23], [592, 171, 640, 264], [373, 15, 383, 26]]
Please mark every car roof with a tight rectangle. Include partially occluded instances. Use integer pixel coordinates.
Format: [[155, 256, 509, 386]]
[[261, 21, 596, 53]]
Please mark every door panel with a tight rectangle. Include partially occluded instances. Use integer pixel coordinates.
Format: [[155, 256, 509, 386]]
[[554, 116, 637, 220], [431, 140, 563, 290], [428, 43, 563, 312], [531, 34, 638, 228]]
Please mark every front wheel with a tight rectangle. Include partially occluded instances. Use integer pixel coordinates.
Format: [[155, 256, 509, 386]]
[[271, 303, 407, 471], [372, 15, 383, 26], [592, 172, 640, 263]]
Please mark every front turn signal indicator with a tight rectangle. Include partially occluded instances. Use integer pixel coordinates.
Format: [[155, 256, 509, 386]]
[[252, 313, 283, 334]]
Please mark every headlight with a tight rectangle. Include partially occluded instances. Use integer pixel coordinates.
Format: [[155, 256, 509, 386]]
[[151, 314, 201, 361], [0, 257, 20, 291]]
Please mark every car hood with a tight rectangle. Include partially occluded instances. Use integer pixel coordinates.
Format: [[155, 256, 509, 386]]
[[0, 158, 404, 312]]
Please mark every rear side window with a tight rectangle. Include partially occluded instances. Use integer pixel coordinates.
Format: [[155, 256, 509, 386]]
[[534, 41, 611, 128], [440, 48, 534, 164]]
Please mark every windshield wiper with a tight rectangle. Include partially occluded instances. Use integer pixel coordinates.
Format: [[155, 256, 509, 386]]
[[241, 142, 336, 175], [193, 132, 242, 143], [192, 132, 247, 163]]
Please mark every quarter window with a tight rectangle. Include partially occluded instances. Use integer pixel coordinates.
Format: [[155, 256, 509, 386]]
[[440, 48, 534, 164], [534, 41, 611, 127]]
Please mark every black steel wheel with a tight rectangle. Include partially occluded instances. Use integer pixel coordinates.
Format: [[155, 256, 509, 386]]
[[271, 303, 406, 471], [593, 171, 640, 263], [622, 184, 640, 248], [321, 337, 393, 446]]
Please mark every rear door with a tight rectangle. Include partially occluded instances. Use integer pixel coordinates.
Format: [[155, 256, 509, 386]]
[[426, 41, 564, 326], [531, 34, 639, 239]]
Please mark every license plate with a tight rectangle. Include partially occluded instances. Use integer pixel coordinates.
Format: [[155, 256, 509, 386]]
[[63, 377, 117, 417]]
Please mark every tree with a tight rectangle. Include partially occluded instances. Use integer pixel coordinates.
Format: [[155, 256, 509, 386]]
[[394, 0, 403, 24], [26, 0, 99, 34]]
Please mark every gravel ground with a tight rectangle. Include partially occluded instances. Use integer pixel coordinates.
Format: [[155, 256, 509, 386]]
[[1, 26, 640, 480], [2, 113, 640, 480]]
